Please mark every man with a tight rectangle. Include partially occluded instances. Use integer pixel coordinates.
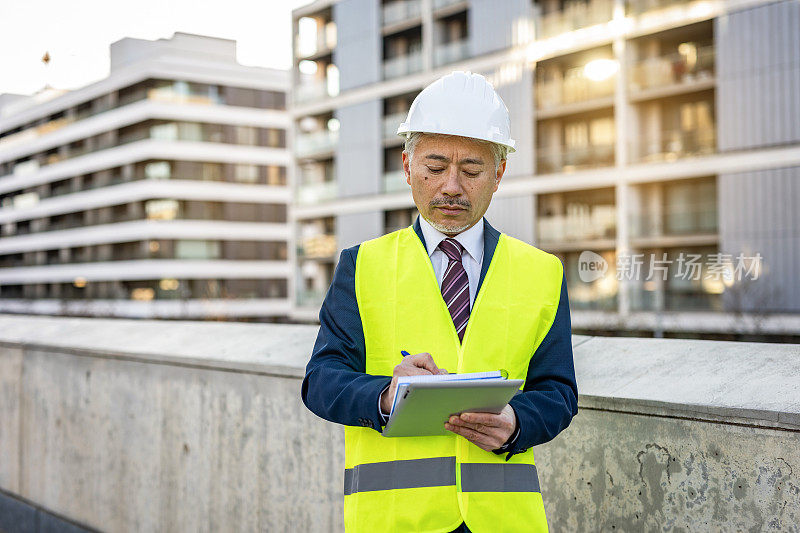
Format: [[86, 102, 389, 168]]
[[301, 71, 578, 532]]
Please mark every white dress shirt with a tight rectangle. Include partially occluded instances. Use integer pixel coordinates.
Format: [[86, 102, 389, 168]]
[[418, 215, 484, 309]]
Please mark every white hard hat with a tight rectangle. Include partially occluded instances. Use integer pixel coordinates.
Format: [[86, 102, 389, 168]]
[[397, 71, 516, 153]]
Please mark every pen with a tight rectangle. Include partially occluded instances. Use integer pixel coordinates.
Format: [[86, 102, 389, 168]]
[[402, 350, 456, 375]]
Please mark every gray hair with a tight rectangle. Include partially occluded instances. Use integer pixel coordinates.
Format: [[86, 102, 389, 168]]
[[403, 131, 508, 172]]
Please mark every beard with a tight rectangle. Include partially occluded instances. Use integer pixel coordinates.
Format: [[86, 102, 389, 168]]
[[424, 197, 474, 234], [427, 218, 474, 235]]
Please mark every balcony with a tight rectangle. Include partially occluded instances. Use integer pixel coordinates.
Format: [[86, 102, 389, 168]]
[[297, 234, 337, 259], [632, 127, 716, 162], [630, 209, 717, 240], [536, 143, 615, 173], [383, 0, 421, 26], [537, 0, 614, 39], [296, 181, 338, 205], [295, 129, 339, 158], [535, 68, 616, 110], [537, 208, 617, 245], [295, 24, 337, 60], [434, 39, 470, 67], [146, 86, 223, 106], [294, 81, 329, 104], [630, 274, 723, 312], [382, 112, 407, 140], [296, 288, 327, 308], [630, 45, 715, 95], [383, 170, 408, 193], [383, 50, 423, 80], [627, 0, 695, 16]]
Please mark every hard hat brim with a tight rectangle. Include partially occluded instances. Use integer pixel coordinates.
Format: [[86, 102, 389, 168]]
[[396, 126, 516, 154]]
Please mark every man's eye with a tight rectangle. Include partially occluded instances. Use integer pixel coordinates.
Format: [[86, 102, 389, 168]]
[[463, 171, 479, 177], [427, 166, 445, 173]]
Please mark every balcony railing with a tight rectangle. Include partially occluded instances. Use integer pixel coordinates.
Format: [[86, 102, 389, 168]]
[[630, 284, 722, 312], [537, 208, 617, 243], [537, 0, 614, 39], [145, 87, 222, 106], [294, 81, 329, 104], [383, 0, 421, 26], [295, 26, 337, 59], [296, 289, 328, 308], [630, 45, 715, 93], [434, 39, 470, 67], [627, 0, 694, 16], [297, 234, 338, 259], [382, 112, 407, 139], [536, 143, 615, 173], [383, 170, 408, 193], [630, 209, 718, 239], [296, 181, 338, 205], [632, 127, 716, 162], [433, 0, 465, 9], [295, 129, 339, 158], [383, 50, 423, 80], [536, 72, 615, 109]]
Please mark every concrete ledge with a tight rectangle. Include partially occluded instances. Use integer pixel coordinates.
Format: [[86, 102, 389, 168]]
[[0, 313, 318, 378], [572, 336, 800, 431], [1, 314, 797, 427]]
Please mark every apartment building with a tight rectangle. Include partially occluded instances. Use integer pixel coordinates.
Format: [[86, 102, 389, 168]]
[[290, 0, 800, 338], [0, 33, 293, 320]]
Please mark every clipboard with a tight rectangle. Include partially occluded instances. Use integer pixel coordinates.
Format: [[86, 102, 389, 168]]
[[381, 378, 524, 437]]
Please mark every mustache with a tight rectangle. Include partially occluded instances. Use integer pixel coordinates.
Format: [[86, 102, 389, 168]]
[[430, 198, 471, 209]]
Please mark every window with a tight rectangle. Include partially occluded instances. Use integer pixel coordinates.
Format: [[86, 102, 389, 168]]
[[145, 161, 171, 180], [236, 126, 258, 146], [145, 199, 179, 220], [235, 164, 259, 183], [175, 240, 221, 259], [150, 123, 178, 140], [266, 165, 286, 185], [202, 163, 223, 181]]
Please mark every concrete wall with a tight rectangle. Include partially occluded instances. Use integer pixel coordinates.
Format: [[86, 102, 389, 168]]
[[334, 99, 382, 198], [485, 195, 535, 244], [469, 0, 531, 56], [0, 314, 798, 532], [336, 210, 383, 250], [333, 0, 381, 91]]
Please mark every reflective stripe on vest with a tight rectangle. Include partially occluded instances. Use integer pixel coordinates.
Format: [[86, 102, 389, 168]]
[[344, 458, 541, 495], [347, 225, 562, 532]]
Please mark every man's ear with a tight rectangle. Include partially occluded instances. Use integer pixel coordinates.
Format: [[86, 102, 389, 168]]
[[402, 151, 411, 185], [494, 159, 507, 191]]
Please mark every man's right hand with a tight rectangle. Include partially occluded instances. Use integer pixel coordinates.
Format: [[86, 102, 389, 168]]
[[380, 352, 447, 414]]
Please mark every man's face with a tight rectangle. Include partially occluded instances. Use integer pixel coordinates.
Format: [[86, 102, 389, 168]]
[[403, 134, 506, 236]]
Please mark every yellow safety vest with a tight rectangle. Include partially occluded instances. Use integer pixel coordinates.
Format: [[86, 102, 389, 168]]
[[345, 225, 563, 532]]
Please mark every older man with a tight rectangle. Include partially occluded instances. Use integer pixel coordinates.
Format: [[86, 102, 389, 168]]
[[301, 71, 577, 532]]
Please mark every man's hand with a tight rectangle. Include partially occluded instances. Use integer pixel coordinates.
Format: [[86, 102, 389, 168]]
[[380, 352, 447, 413], [444, 404, 516, 452]]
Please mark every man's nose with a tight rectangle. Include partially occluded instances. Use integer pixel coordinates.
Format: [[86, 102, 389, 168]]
[[440, 166, 462, 196]]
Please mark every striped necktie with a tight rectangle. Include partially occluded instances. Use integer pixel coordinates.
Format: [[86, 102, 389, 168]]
[[438, 238, 470, 342]]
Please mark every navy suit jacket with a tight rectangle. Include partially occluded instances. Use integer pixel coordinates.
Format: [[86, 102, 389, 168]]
[[301, 216, 578, 458]]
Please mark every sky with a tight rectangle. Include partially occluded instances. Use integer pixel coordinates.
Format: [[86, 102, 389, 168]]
[[0, 0, 313, 96]]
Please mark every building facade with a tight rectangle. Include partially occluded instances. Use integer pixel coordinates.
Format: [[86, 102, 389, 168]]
[[290, 0, 800, 338], [0, 33, 293, 320]]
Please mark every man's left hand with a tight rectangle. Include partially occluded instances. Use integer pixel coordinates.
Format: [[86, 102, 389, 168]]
[[444, 405, 516, 452]]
